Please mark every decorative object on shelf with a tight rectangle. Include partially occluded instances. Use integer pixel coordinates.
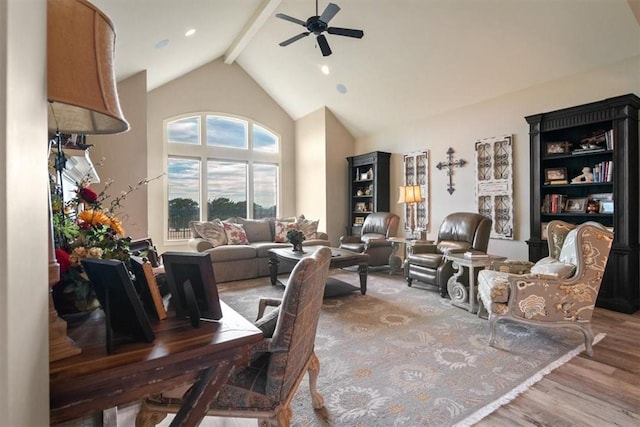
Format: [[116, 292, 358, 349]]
[[397, 185, 423, 238], [545, 141, 571, 155], [436, 147, 466, 195], [571, 166, 594, 183], [47, 0, 130, 361], [287, 229, 306, 252], [356, 189, 364, 196], [366, 168, 373, 179], [600, 200, 614, 214], [587, 200, 599, 214], [402, 150, 429, 233], [544, 167, 567, 183], [565, 197, 587, 212], [475, 134, 514, 240]]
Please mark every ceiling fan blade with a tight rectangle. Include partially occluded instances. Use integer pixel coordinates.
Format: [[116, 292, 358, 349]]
[[327, 27, 364, 38], [316, 34, 332, 56], [275, 13, 306, 26], [319, 3, 340, 24], [279, 32, 310, 47]]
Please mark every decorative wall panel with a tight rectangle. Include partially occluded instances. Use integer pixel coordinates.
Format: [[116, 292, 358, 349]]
[[403, 151, 429, 232], [475, 135, 514, 239]]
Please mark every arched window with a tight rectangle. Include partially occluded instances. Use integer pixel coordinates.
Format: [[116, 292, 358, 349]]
[[165, 113, 280, 241]]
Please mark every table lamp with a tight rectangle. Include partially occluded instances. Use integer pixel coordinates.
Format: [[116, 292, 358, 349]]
[[48, 0, 129, 361], [398, 185, 423, 238]]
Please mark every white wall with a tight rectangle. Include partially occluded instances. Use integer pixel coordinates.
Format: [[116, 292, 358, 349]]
[[294, 107, 356, 246], [0, 0, 49, 425], [89, 71, 149, 240], [357, 55, 640, 260]]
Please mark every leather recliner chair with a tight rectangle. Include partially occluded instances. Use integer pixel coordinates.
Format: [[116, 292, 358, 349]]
[[339, 212, 400, 267], [405, 212, 492, 297]]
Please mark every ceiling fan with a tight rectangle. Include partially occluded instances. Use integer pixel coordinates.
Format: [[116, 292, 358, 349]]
[[276, 1, 364, 57]]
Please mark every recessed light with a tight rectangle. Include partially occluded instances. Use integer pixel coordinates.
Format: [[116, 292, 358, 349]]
[[154, 39, 170, 49], [321, 65, 330, 75], [336, 84, 347, 94], [185, 28, 196, 37]]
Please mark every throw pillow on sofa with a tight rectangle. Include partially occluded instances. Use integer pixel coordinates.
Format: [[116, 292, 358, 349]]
[[223, 222, 249, 245], [274, 220, 299, 243], [297, 217, 319, 239], [236, 217, 272, 242], [189, 219, 227, 247]]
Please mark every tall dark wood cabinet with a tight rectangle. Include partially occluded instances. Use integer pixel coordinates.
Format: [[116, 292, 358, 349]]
[[525, 94, 640, 314], [347, 151, 391, 236]]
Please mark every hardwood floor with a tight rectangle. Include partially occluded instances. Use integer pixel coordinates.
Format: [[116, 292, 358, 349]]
[[476, 307, 640, 426]]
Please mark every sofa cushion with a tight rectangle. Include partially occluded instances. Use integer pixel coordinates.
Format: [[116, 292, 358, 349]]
[[236, 218, 272, 243], [189, 219, 227, 247], [530, 258, 576, 278], [274, 220, 299, 243], [204, 245, 257, 262], [223, 222, 249, 245]]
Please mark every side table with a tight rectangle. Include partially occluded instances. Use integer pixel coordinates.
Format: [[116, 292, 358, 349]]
[[444, 253, 506, 314], [388, 237, 434, 274]]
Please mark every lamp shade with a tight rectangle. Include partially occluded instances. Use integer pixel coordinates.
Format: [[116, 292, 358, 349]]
[[397, 185, 423, 204], [47, 0, 129, 134]]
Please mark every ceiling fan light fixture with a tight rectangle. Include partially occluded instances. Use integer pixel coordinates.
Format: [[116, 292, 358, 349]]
[[321, 65, 330, 75], [276, 1, 363, 57]]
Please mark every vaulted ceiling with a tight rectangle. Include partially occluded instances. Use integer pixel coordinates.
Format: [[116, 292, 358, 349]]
[[92, 0, 640, 138]]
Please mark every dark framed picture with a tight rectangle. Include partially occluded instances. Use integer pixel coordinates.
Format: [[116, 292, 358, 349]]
[[81, 258, 155, 354], [545, 141, 571, 155], [544, 167, 567, 182], [162, 252, 223, 325], [566, 197, 587, 212], [600, 201, 614, 214]]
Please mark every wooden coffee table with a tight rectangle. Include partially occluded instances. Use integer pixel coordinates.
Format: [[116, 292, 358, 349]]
[[268, 245, 369, 295]]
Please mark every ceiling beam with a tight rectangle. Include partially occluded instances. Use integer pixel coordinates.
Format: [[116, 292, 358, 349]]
[[224, 0, 282, 64]]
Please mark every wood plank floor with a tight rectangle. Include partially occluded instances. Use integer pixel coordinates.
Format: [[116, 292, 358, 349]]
[[476, 307, 640, 426]]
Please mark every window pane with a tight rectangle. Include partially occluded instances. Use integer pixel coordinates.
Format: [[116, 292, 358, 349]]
[[207, 161, 247, 219], [167, 116, 200, 145], [167, 157, 200, 240], [253, 163, 277, 218], [253, 124, 278, 153], [206, 116, 247, 149]]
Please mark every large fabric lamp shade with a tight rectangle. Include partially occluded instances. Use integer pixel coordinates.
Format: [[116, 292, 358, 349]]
[[47, 0, 129, 134]]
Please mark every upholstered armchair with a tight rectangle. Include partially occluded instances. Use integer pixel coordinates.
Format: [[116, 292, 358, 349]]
[[339, 212, 400, 267], [404, 212, 492, 297], [136, 246, 332, 427], [477, 221, 613, 356]]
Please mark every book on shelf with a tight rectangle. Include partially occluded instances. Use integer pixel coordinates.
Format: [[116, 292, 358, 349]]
[[545, 179, 568, 185], [542, 194, 567, 214]]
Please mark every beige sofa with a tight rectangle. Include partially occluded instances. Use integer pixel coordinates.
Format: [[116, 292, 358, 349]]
[[188, 216, 330, 283]]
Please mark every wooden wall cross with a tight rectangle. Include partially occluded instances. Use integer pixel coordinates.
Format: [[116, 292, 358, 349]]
[[436, 147, 466, 194]]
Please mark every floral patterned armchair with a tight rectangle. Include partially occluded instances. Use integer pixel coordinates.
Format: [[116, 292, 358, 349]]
[[477, 221, 613, 356]]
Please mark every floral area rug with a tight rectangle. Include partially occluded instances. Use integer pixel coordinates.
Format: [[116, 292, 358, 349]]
[[217, 270, 602, 427]]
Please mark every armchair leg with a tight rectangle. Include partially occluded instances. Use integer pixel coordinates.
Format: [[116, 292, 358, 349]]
[[488, 314, 500, 347], [407, 278, 413, 287], [307, 352, 324, 409], [578, 323, 595, 357]]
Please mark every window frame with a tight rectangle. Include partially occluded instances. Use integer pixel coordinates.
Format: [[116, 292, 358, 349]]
[[164, 112, 281, 242]]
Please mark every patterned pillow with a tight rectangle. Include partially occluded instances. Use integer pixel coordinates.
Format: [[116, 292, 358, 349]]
[[297, 218, 319, 239], [274, 220, 299, 242], [189, 219, 227, 247], [223, 222, 249, 245]]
